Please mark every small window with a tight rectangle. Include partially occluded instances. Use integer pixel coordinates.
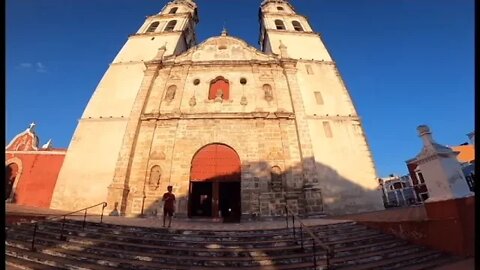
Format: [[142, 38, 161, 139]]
[[275, 20, 286, 30], [277, 6, 284, 11], [193, 79, 200, 85], [146, 22, 160, 33], [240, 78, 247, 85], [292, 21, 304, 32], [164, 20, 177, 32], [169, 7, 178, 14], [314, 92, 323, 105], [306, 65, 313, 74], [323, 121, 332, 138], [417, 172, 425, 184]]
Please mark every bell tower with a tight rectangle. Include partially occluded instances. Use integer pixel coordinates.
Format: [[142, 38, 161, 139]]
[[259, 0, 331, 61], [114, 0, 199, 63], [50, 0, 199, 213], [259, 0, 383, 214]]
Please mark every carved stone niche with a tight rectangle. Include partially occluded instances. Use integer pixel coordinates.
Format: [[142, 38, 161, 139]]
[[270, 166, 283, 193], [263, 84, 273, 102], [164, 85, 177, 103], [148, 165, 161, 190]]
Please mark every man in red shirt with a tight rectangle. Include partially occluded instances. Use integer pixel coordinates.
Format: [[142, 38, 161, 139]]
[[162, 185, 176, 228]]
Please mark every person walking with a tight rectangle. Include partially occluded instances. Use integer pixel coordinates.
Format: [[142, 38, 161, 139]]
[[162, 185, 176, 228]]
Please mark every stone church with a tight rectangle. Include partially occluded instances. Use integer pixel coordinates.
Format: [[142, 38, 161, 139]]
[[50, 0, 383, 220]]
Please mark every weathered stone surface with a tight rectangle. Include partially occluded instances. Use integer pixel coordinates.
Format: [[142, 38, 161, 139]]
[[49, 0, 383, 217]]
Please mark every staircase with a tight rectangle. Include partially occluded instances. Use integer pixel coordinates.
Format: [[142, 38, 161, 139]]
[[6, 218, 459, 270]]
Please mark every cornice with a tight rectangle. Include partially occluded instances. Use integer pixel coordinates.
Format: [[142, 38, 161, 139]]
[[128, 30, 184, 39], [140, 111, 296, 121], [265, 29, 321, 38], [305, 115, 361, 121], [79, 117, 129, 122]]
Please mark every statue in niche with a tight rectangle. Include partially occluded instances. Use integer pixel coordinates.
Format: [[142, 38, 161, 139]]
[[165, 85, 176, 102], [215, 89, 224, 103], [270, 166, 283, 192], [263, 84, 273, 102], [148, 166, 161, 190]]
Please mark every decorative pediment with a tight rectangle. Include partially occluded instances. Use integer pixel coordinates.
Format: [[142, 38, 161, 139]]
[[167, 35, 279, 63], [6, 123, 40, 151]]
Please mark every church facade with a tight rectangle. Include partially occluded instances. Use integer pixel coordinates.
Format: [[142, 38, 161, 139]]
[[50, 0, 383, 219]]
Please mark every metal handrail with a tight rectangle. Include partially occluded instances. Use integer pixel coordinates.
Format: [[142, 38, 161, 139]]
[[285, 204, 334, 270], [29, 202, 108, 251]]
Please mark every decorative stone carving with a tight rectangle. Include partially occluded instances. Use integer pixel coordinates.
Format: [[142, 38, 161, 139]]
[[240, 96, 248, 106], [165, 85, 176, 102], [189, 96, 197, 107], [263, 84, 273, 101], [150, 150, 166, 160]]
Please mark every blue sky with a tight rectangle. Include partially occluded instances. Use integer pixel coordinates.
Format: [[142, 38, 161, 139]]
[[6, 0, 474, 177]]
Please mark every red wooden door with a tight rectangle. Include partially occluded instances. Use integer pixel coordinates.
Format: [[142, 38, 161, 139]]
[[190, 144, 240, 182], [189, 144, 240, 218]]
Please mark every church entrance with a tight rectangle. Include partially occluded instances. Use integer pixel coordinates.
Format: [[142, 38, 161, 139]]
[[189, 144, 241, 222]]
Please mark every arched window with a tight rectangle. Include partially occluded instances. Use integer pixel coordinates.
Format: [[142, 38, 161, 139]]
[[146, 22, 160, 33], [209, 76, 230, 101], [275, 20, 286, 30], [292, 21, 304, 31], [277, 6, 284, 11], [169, 7, 178, 14], [164, 20, 177, 32]]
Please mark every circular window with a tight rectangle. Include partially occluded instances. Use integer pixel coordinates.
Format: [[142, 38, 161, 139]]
[[193, 79, 200, 85], [240, 78, 247, 85]]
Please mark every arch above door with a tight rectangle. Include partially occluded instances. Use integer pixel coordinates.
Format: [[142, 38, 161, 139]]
[[190, 143, 240, 182]]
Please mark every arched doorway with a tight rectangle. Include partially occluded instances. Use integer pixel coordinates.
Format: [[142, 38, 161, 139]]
[[6, 163, 19, 201], [189, 144, 241, 222]]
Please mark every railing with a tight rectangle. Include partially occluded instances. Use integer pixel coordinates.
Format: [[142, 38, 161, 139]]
[[30, 202, 108, 251], [285, 204, 334, 270]]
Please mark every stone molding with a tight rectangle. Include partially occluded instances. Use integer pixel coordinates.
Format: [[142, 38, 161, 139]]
[[140, 111, 296, 121], [305, 115, 360, 121]]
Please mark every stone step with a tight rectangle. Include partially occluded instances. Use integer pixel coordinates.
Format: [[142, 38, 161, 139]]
[[331, 243, 424, 266], [7, 231, 405, 260], [7, 221, 393, 253], [12, 224, 298, 248], [7, 219, 458, 270], [7, 231, 306, 257], [6, 243, 321, 270], [6, 254, 64, 270], [6, 245, 116, 270], [15, 222, 382, 248], [6, 231, 408, 267], [391, 252, 460, 270], [335, 247, 442, 270], [62, 218, 360, 233]]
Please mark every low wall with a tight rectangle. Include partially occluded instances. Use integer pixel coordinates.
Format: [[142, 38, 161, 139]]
[[330, 197, 475, 257]]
